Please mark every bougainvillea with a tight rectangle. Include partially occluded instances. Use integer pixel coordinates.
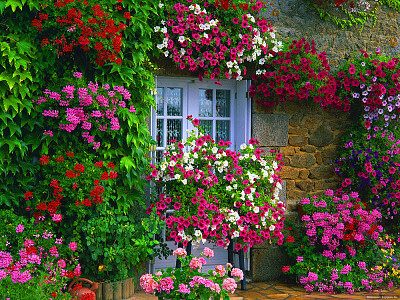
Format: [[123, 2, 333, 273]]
[[154, 0, 282, 82], [147, 117, 285, 252]]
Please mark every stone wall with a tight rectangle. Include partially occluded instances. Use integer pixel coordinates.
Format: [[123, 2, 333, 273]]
[[262, 0, 400, 65]]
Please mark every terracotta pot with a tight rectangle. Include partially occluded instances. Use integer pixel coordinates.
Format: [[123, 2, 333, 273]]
[[297, 203, 306, 220], [68, 278, 98, 300]]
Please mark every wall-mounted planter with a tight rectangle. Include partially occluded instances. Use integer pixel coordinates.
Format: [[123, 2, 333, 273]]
[[95, 277, 134, 300]]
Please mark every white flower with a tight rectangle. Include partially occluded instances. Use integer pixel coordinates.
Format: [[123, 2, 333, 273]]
[[259, 58, 265, 65], [161, 27, 167, 33], [210, 20, 216, 26], [193, 153, 198, 159], [253, 206, 260, 213], [159, 3, 164, 8], [270, 31, 276, 39], [216, 153, 222, 159], [212, 147, 218, 154], [218, 167, 224, 173], [178, 36, 185, 43], [226, 186, 232, 191], [182, 179, 187, 185], [161, 20, 166, 25], [226, 61, 234, 68], [252, 155, 257, 161], [276, 182, 282, 190], [154, 26, 160, 32], [195, 230, 202, 237], [233, 231, 239, 237], [233, 184, 237, 189], [204, 23, 210, 30], [269, 225, 275, 231], [240, 143, 247, 150]]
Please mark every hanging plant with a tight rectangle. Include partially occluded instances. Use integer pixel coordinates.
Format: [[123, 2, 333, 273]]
[[153, 0, 283, 82]]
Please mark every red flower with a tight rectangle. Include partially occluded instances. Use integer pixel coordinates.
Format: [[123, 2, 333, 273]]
[[106, 162, 115, 169], [100, 172, 109, 180], [65, 170, 79, 178], [73, 283, 83, 291], [72, 183, 78, 189], [364, 121, 371, 129], [37, 203, 47, 210], [27, 246, 38, 254], [286, 236, 295, 243], [51, 292, 57, 297], [40, 155, 50, 165], [282, 266, 290, 273], [109, 171, 118, 179], [75, 163, 85, 173], [66, 151, 74, 157], [83, 198, 92, 207], [123, 12, 131, 19], [55, 156, 65, 162], [24, 191, 33, 200], [94, 161, 104, 168]]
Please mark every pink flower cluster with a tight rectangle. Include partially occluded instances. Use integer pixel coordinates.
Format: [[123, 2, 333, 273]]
[[156, 1, 280, 82], [35, 72, 136, 150]]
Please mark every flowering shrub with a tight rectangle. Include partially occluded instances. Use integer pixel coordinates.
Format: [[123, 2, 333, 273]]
[[154, 0, 282, 82], [35, 72, 136, 150], [147, 117, 285, 252], [283, 191, 398, 293], [249, 38, 337, 109], [140, 247, 243, 299], [31, 0, 133, 66], [0, 210, 79, 299]]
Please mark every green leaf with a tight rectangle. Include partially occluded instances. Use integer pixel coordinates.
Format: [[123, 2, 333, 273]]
[[5, 0, 23, 12]]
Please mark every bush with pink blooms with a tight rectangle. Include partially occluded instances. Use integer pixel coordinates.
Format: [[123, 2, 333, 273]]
[[0, 210, 79, 299], [153, 0, 282, 82], [140, 247, 243, 299], [282, 190, 399, 293], [147, 117, 285, 252]]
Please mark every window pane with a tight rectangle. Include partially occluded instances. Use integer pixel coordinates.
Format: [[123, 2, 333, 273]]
[[216, 90, 230, 117], [199, 89, 213, 117], [156, 119, 164, 147], [156, 150, 164, 164], [166, 88, 183, 116], [156, 88, 164, 115], [216, 120, 230, 142], [167, 119, 182, 144], [199, 120, 213, 137]]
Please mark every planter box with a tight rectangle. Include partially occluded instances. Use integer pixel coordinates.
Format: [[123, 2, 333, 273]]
[[96, 277, 134, 300]]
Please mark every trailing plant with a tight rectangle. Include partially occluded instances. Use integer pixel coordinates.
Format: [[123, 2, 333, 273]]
[[307, 0, 400, 31], [152, 0, 282, 82], [249, 38, 337, 109], [147, 117, 285, 252]]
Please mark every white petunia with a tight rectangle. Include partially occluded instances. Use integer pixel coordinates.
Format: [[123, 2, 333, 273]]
[[159, 3, 164, 8], [240, 143, 247, 150]]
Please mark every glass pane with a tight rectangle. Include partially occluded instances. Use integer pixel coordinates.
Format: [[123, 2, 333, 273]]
[[156, 88, 164, 115], [216, 90, 230, 117], [156, 119, 164, 147], [216, 120, 230, 142], [199, 120, 213, 137], [156, 150, 164, 164], [199, 89, 213, 117], [166, 88, 182, 116], [167, 119, 182, 144]]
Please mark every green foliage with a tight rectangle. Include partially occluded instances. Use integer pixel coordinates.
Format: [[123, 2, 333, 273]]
[[80, 202, 164, 282]]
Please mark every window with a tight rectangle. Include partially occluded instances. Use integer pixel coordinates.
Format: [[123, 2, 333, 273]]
[[149, 76, 251, 273], [151, 76, 251, 161]]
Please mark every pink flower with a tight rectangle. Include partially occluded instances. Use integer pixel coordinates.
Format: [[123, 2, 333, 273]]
[[203, 247, 214, 258], [173, 248, 187, 257], [189, 257, 203, 270], [73, 72, 83, 78], [69, 242, 77, 252], [231, 268, 244, 280], [215, 265, 226, 276], [16, 224, 24, 233], [57, 259, 66, 269], [193, 118, 200, 126], [52, 214, 62, 223], [222, 277, 237, 293], [140, 274, 158, 294]]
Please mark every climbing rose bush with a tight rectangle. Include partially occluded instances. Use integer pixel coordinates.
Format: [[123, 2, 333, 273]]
[[147, 117, 285, 252], [140, 247, 243, 299], [34, 72, 136, 150]]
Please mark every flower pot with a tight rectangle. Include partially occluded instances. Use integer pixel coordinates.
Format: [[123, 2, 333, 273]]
[[297, 203, 306, 220], [95, 277, 134, 300], [68, 278, 98, 300]]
